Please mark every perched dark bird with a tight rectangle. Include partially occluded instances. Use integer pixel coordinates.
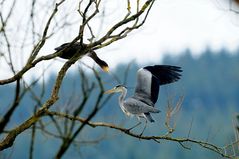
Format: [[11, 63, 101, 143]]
[[105, 65, 182, 134], [55, 42, 109, 72]]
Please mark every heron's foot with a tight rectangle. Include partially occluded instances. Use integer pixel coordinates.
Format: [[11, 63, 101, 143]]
[[139, 129, 145, 137], [139, 132, 144, 137], [137, 131, 145, 141], [125, 129, 131, 133], [126, 122, 142, 133], [139, 121, 147, 138]]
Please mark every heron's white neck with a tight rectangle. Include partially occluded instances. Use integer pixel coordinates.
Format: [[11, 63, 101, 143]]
[[118, 87, 127, 108]]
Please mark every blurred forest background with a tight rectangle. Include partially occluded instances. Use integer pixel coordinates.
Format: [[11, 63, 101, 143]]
[[1, 48, 238, 159]]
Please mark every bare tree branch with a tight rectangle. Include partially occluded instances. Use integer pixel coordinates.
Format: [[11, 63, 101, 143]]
[[0, 79, 20, 133], [44, 110, 232, 158]]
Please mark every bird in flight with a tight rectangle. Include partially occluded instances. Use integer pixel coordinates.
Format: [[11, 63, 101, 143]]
[[105, 65, 182, 135], [55, 42, 109, 72]]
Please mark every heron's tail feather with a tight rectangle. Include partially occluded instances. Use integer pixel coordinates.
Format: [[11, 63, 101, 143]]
[[148, 107, 160, 113], [144, 65, 182, 85], [144, 113, 155, 122]]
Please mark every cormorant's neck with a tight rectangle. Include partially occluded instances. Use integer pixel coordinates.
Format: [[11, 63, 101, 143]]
[[88, 51, 108, 70]]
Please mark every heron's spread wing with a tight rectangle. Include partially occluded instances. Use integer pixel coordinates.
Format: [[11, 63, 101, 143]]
[[134, 65, 182, 104], [144, 65, 182, 85], [134, 68, 158, 104]]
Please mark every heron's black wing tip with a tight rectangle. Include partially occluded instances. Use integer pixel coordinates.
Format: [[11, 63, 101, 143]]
[[143, 65, 183, 85]]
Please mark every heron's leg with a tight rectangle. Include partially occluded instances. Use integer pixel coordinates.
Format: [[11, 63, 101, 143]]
[[139, 118, 147, 137], [126, 121, 141, 132]]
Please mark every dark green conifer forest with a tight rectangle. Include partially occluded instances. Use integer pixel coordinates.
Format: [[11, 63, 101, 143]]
[[1, 48, 238, 158]]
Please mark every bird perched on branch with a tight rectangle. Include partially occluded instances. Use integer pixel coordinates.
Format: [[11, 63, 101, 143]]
[[55, 42, 109, 72], [105, 65, 182, 135]]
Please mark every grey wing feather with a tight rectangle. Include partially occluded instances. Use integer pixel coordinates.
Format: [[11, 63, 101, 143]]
[[123, 98, 160, 114], [134, 65, 182, 105], [134, 68, 155, 106]]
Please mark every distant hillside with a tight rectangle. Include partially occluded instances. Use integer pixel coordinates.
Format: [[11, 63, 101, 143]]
[[1, 48, 239, 159], [163, 48, 239, 109]]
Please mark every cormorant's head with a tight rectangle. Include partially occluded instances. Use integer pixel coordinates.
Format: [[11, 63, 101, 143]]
[[88, 50, 109, 73]]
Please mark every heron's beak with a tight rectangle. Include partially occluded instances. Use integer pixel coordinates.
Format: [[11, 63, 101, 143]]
[[104, 88, 116, 94]]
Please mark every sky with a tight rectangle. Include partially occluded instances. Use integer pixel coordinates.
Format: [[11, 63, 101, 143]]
[[99, 0, 239, 66], [1, 0, 239, 79]]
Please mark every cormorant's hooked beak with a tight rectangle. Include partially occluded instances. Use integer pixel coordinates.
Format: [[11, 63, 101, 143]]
[[104, 88, 116, 94], [88, 51, 109, 73], [101, 65, 109, 73]]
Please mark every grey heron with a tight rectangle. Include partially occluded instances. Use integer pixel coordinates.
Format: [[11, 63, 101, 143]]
[[105, 65, 182, 135], [55, 42, 109, 72]]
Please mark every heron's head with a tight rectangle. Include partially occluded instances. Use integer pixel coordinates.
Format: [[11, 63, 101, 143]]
[[104, 85, 127, 94]]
